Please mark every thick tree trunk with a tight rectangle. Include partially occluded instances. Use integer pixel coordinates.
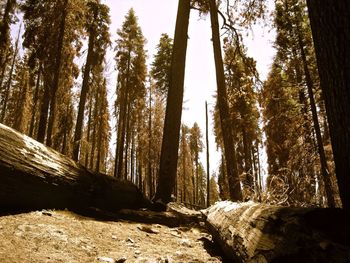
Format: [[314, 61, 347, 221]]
[[209, 0, 242, 201], [0, 123, 150, 212], [154, 0, 190, 205], [306, 0, 350, 209], [46, 0, 68, 147], [205, 201, 350, 262]]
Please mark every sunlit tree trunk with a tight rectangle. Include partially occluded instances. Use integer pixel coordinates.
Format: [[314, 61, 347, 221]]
[[307, 0, 350, 209], [154, 0, 190, 205], [209, 0, 242, 201]]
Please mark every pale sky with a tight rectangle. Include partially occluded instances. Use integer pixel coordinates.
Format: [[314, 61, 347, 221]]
[[103, 0, 276, 177]]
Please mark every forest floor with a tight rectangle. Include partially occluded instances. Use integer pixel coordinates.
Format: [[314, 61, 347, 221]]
[[0, 209, 223, 263]]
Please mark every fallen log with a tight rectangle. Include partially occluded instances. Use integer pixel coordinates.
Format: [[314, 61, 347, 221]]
[[205, 201, 350, 263], [0, 124, 151, 212]]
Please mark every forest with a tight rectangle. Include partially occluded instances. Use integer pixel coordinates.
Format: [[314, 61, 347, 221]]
[[0, 0, 350, 262]]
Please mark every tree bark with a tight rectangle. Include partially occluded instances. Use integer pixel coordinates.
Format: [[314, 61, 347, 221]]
[[154, 0, 190, 205], [114, 53, 131, 178], [209, 0, 242, 201], [0, 123, 150, 212], [306, 0, 350, 209], [72, 6, 97, 160], [296, 30, 336, 208], [205, 201, 350, 262], [0, 0, 16, 69], [46, 0, 68, 147], [205, 101, 210, 207], [29, 65, 41, 137], [0, 24, 21, 123]]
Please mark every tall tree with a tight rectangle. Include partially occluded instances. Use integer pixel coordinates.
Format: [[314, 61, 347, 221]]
[[306, 0, 350, 209], [21, 0, 84, 147], [114, 8, 147, 179], [154, 0, 191, 206], [73, 0, 111, 161], [277, 0, 336, 207], [0, 0, 16, 71], [0, 23, 20, 123], [209, 0, 242, 201], [189, 122, 203, 205], [150, 33, 173, 97]]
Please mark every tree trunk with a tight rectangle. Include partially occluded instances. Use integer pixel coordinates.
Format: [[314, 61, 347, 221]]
[[205, 201, 350, 262], [209, 0, 242, 201], [89, 90, 99, 170], [306, 0, 350, 209], [29, 65, 41, 137], [85, 99, 93, 168], [296, 30, 336, 208], [115, 54, 131, 178], [0, 24, 20, 123], [0, 123, 150, 212], [242, 127, 253, 189], [148, 82, 153, 198], [46, 0, 68, 147], [123, 103, 131, 180], [36, 74, 51, 143], [0, 0, 16, 69], [154, 0, 190, 205], [205, 101, 210, 207], [72, 7, 97, 160]]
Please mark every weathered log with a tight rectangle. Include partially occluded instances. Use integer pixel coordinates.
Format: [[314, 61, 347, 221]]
[[0, 123, 151, 212], [205, 201, 350, 263]]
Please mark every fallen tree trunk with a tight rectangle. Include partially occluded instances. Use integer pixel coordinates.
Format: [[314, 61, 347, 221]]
[[0, 124, 151, 212], [205, 201, 350, 263]]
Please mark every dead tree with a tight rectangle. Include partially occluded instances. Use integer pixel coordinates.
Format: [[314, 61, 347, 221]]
[[0, 123, 151, 212]]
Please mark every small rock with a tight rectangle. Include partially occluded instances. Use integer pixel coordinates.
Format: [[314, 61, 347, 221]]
[[178, 226, 191, 232], [111, 235, 118, 240], [41, 210, 53, 216], [115, 256, 127, 263], [180, 238, 192, 247], [97, 256, 115, 263], [175, 251, 182, 256], [157, 256, 171, 263], [137, 225, 160, 234], [126, 237, 135, 243], [169, 228, 181, 238], [135, 250, 141, 255]]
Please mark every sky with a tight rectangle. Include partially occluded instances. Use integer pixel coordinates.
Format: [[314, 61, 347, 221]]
[[103, 0, 276, 177]]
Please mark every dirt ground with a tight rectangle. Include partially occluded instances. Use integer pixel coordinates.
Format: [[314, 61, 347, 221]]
[[0, 210, 223, 263]]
